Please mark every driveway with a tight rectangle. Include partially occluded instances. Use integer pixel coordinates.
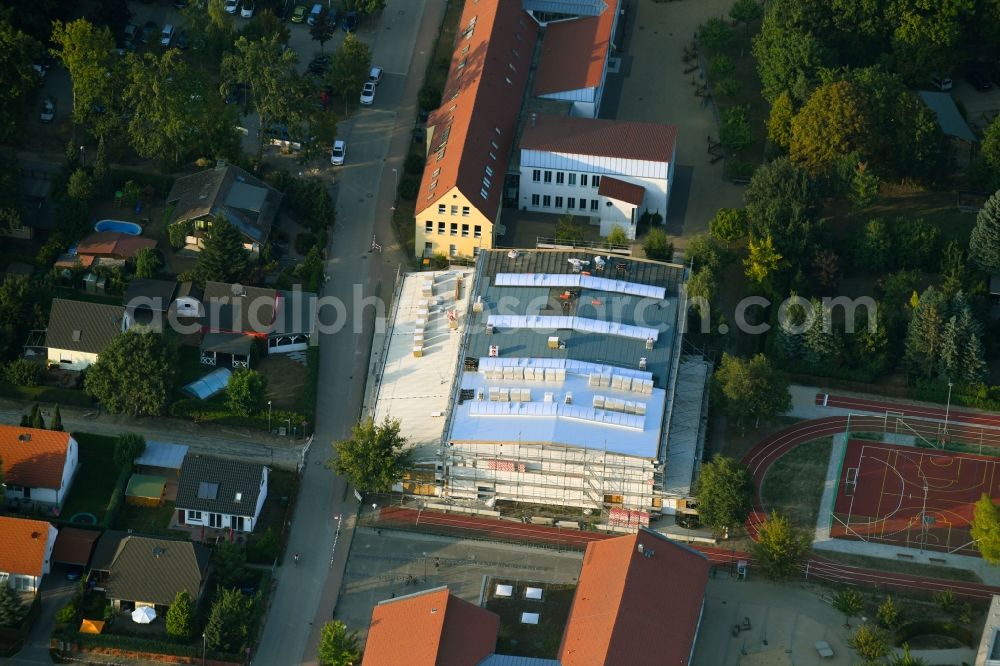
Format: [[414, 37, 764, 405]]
[[252, 1, 442, 663], [14, 568, 77, 665]]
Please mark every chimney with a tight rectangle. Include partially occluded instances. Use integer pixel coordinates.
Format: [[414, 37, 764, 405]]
[[637, 543, 644, 554]]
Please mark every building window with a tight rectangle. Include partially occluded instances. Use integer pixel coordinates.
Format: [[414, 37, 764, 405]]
[[590, 199, 599, 211], [555, 196, 563, 208], [473, 246, 481, 257], [425, 220, 433, 233], [592, 175, 601, 188], [474, 225, 482, 238], [556, 172, 564, 184], [438, 204, 446, 214], [462, 224, 469, 237], [580, 174, 588, 187], [543, 170, 552, 183], [532, 169, 540, 182], [568, 197, 576, 209], [568, 173, 577, 186], [450, 222, 458, 236], [462, 206, 470, 216], [438, 221, 446, 234], [480, 188, 488, 200], [579, 198, 587, 210], [542, 195, 551, 207], [531, 194, 540, 206], [449, 244, 458, 256], [425, 241, 433, 252], [187, 510, 202, 521], [450, 205, 458, 215]]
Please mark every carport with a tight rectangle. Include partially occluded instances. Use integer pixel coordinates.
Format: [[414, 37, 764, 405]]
[[51, 527, 100, 567]]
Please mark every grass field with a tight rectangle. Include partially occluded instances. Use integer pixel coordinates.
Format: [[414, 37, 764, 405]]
[[815, 550, 982, 583], [114, 501, 179, 537], [61, 433, 118, 521], [760, 437, 832, 529], [485, 580, 576, 659]]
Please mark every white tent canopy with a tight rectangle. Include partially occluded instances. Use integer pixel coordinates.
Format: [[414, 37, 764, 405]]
[[131, 606, 157, 624]]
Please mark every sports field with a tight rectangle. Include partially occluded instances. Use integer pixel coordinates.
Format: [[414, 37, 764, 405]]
[[831, 439, 1000, 555]]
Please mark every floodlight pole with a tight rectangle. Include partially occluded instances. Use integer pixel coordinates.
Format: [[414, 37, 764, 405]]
[[944, 381, 954, 435], [268, 400, 272, 434], [920, 484, 929, 554]]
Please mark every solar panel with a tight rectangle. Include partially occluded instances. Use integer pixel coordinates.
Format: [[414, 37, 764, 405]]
[[197, 482, 219, 500]]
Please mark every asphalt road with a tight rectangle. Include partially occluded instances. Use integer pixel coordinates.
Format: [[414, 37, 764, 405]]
[[253, 1, 441, 663]]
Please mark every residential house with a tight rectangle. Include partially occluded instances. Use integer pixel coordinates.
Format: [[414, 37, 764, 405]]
[[123, 279, 178, 329], [195, 281, 316, 368], [165, 162, 282, 255], [559, 530, 710, 665], [91, 533, 210, 612], [518, 115, 677, 239], [0, 517, 58, 593], [412, 0, 538, 259], [175, 455, 268, 533], [361, 587, 500, 666], [0, 426, 79, 507], [45, 299, 130, 370]]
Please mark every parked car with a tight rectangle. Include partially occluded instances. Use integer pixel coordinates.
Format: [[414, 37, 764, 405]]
[[291, 4, 307, 22], [368, 66, 383, 85], [240, 1, 254, 18], [676, 513, 700, 530], [176, 30, 189, 49], [967, 69, 992, 91], [124, 22, 138, 44], [65, 565, 84, 581], [331, 139, 346, 165], [342, 11, 357, 32], [930, 74, 953, 91], [307, 3, 323, 25], [141, 21, 158, 44], [360, 81, 375, 105], [160, 24, 175, 46], [224, 0, 239, 14], [40, 97, 56, 123]]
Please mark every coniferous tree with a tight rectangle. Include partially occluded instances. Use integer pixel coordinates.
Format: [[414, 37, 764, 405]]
[[194, 216, 247, 285], [970, 190, 1000, 273], [0, 583, 27, 627], [50, 404, 63, 431], [29, 403, 44, 429], [803, 299, 841, 368], [903, 287, 945, 378]]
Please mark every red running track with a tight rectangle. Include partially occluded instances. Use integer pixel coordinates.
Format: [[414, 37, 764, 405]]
[[817, 393, 1000, 429]]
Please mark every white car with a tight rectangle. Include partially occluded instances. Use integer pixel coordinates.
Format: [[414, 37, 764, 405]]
[[160, 24, 175, 47], [40, 97, 56, 123], [368, 66, 383, 85], [931, 74, 953, 91], [240, 1, 254, 18], [331, 139, 346, 165], [224, 0, 239, 13], [360, 81, 375, 105]]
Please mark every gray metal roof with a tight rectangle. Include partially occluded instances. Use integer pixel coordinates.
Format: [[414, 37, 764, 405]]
[[104, 536, 210, 606], [918, 91, 977, 143], [44, 299, 126, 355], [135, 441, 189, 470], [181, 368, 232, 400], [175, 454, 265, 516], [478, 656, 562, 666]]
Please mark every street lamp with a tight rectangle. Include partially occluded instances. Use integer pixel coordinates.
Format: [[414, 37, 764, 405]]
[[944, 381, 954, 435], [390, 167, 399, 210], [79, 145, 86, 167], [202, 632, 206, 665], [267, 400, 272, 434]]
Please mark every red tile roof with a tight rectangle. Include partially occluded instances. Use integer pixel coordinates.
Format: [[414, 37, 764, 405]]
[[362, 587, 499, 666], [521, 115, 678, 162], [416, 0, 538, 221], [559, 530, 710, 666], [76, 232, 156, 260], [0, 517, 53, 577], [0, 426, 72, 490], [598, 176, 645, 206], [52, 527, 100, 567], [534, 3, 617, 96]]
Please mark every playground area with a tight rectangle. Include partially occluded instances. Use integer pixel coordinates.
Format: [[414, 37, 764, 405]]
[[831, 439, 1000, 555]]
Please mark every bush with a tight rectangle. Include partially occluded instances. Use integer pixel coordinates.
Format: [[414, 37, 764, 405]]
[[719, 105, 753, 153], [643, 228, 674, 262], [54, 602, 76, 625], [246, 527, 281, 564], [227, 369, 267, 417], [708, 54, 734, 79], [714, 77, 741, 97], [53, 631, 244, 661], [404, 153, 425, 175], [398, 176, 420, 200], [168, 221, 194, 250], [4, 359, 42, 387], [103, 466, 132, 529], [606, 225, 629, 247], [418, 84, 442, 111], [698, 17, 733, 50], [295, 232, 318, 256], [430, 254, 449, 269]]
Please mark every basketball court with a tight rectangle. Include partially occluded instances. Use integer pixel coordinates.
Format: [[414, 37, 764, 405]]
[[831, 439, 1000, 555]]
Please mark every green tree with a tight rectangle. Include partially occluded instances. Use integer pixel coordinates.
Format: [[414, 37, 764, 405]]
[[50, 404, 63, 432], [554, 214, 585, 243], [239, 9, 290, 44], [753, 16, 829, 103], [67, 168, 96, 201], [113, 433, 146, 468], [133, 247, 161, 279], [326, 33, 372, 116], [876, 595, 901, 629], [213, 541, 249, 590], [685, 267, 716, 313], [0, 582, 27, 627], [318, 620, 361, 666], [790, 81, 871, 175], [30, 402, 45, 429], [849, 624, 889, 661], [0, 15, 43, 143], [713, 353, 791, 429], [5, 358, 42, 387], [227, 369, 268, 417], [694, 455, 754, 536], [166, 590, 194, 640], [767, 91, 795, 150], [981, 115, 1000, 180], [310, 15, 335, 52], [223, 34, 299, 161], [195, 217, 248, 284], [709, 208, 747, 244], [642, 228, 674, 262], [698, 17, 733, 50], [831, 588, 864, 628], [970, 190, 1000, 274], [92, 135, 109, 188], [329, 417, 412, 493], [744, 234, 783, 285], [886, 644, 928, 666], [743, 157, 819, 261], [708, 54, 735, 80], [887, 0, 972, 83], [606, 225, 629, 247], [803, 299, 842, 368], [972, 493, 1000, 563], [853, 218, 891, 272], [50, 19, 116, 127], [749, 512, 810, 580], [849, 161, 880, 209], [204, 587, 255, 653], [903, 286, 945, 379], [719, 105, 753, 153], [84, 332, 175, 416], [730, 0, 764, 35], [353, 0, 387, 16], [418, 84, 441, 112]]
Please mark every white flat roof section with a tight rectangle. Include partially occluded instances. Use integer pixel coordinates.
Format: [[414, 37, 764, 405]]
[[372, 269, 474, 449], [494, 273, 667, 299], [487, 314, 660, 342]]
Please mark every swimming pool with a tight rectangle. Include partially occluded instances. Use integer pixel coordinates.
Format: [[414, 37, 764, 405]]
[[95, 220, 142, 235]]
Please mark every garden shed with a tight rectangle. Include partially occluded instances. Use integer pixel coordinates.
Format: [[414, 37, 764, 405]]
[[125, 474, 167, 508]]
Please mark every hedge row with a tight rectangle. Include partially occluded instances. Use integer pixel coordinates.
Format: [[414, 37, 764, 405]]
[[102, 466, 131, 529], [55, 630, 243, 662], [108, 169, 176, 198], [0, 382, 95, 407], [170, 399, 310, 435]]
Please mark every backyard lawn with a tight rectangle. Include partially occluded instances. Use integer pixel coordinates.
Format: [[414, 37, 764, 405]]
[[113, 501, 180, 538], [61, 433, 118, 522]]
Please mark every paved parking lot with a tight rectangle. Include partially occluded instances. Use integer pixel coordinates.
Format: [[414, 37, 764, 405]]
[[335, 527, 583, 642]]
